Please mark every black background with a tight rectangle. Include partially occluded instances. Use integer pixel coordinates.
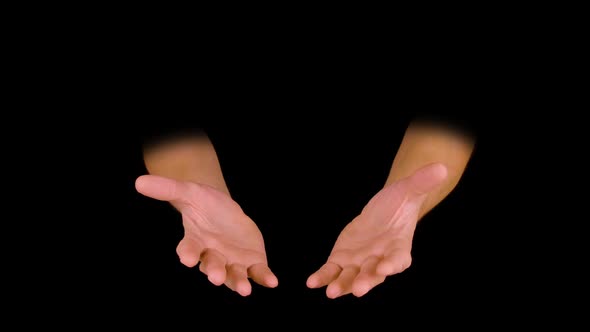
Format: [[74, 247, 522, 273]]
[[8, 13, 578, 327], [93, 105, 504, 317], [15, 30, 534, 322], [55, 58, 516, 320]]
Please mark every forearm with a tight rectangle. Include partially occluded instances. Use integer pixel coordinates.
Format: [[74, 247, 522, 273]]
[[386, 120, 475, 219], [143, 134, 229, 195]]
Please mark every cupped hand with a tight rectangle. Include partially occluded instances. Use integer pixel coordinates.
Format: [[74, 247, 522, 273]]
[[307, 163, 448, 299], [135, 175, 278, 296]]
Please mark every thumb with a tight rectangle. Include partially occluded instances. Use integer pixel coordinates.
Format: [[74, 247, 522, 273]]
[[135, 175, 189, 202], [406, 163, 448, 196]]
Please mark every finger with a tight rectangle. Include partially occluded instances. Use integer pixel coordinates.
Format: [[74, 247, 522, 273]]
[[248, 263, 278, 288], [406, 163, 448, 196], [352, 256, 386, 297], [306, 262, 342, 289], [376, 248, 412, 276], [225, 264, 251, 296], [326, 265, 360, 299], [135, 175, 191, 203], [199, 249, 227, 286], [176, 237, 203, 268]]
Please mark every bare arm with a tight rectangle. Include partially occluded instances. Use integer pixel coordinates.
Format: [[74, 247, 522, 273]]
[[136, 132, 278, 294], [385, 119, 476, 219], [143, 134, 229, 195]]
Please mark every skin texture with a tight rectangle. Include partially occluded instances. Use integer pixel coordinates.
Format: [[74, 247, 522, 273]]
[[135, 175, 277, 296], [136, 120, 475, 298], [306, 163, 446, 298], [307, 121, 475, 298], [137, 135, 277, 296]]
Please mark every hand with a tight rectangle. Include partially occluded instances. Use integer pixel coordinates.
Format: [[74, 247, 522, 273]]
[[135, 175, 278, 296], [307, 163, 447, 298]]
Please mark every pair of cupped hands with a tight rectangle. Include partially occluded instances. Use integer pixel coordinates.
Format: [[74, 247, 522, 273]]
[[135, 163, 447, 299]]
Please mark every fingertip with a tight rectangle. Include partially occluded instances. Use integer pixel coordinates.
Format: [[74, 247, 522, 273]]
[[352, 280, 370, 297], [306, 276, 317, 288], [135, 175, 149, 193], [237, 282, 252, 297], [326, 285, 340, 299], [208, 271, 226, 286], [179, 255, 199, 268], [352, 286, 369, 298], [376, 262, 394, 276], [266, 275, 279, 288]]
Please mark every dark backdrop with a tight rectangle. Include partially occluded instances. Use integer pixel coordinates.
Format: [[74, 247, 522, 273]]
[[96, 105, 498, 315], [11, 20, 557, 326]]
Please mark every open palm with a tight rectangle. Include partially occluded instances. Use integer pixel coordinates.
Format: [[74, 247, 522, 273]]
[[307, 163, 448, 298], [135, 175, 277, 296]]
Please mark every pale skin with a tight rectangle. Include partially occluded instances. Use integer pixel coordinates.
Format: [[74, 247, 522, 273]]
[[135, 121, 475, 298], [306, 122, 475, 298]]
